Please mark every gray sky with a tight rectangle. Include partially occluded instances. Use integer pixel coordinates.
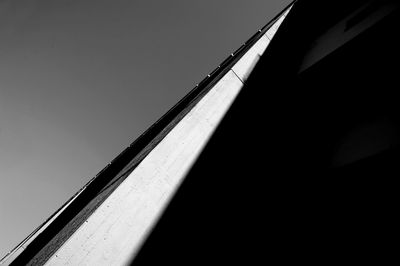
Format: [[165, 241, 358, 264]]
[[0, 0, 290, 257]]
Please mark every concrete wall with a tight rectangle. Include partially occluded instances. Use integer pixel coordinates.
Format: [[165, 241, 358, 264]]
[[45, 68, 242, 265], [0, 9, 293, 266], [43, 13, 290, 266]]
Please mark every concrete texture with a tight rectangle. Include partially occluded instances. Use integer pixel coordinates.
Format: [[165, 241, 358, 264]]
[[45, 69, 244, 265], [43, 13, 289, 265], [0, 0, 292, 259], [232, 7, 290, 83], [232, 35, 269, 82], [1, 4, 295, 265]]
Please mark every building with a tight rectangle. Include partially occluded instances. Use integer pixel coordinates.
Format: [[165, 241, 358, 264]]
[[2, 0, 399, 264]]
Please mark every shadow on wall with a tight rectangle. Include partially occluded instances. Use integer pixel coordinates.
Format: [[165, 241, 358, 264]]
[[331, 116, 400, 167]]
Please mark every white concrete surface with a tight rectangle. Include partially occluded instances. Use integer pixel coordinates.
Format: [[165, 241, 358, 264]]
[[232, 35, 270, 82], [265, 7, 291, 40], [42, 8, 293, 266], [232, 7, 291, 83], [45, 69, 244, 265]]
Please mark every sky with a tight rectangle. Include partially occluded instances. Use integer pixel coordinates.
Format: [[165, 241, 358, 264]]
[[0, 0, 291, 257]]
